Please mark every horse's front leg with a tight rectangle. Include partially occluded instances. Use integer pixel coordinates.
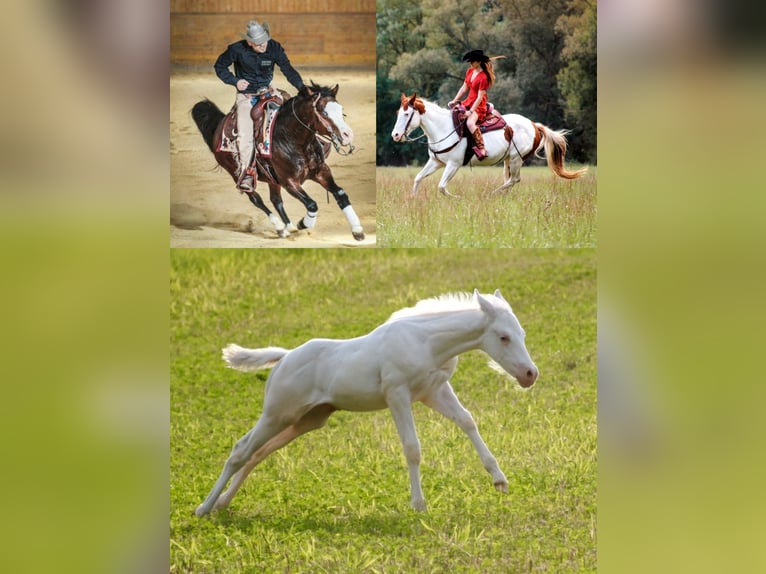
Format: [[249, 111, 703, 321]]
[[280, 179, 319, 233], [243, 190, 289, 237], [267, 183, 297, 236], [386, 386, 426, 511], [421, 382, 508, 492], [437, 161, 463, 198], [312, 165, 364, 241], [412, 156, 444, 197]]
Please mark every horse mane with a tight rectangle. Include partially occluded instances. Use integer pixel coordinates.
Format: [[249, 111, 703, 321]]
[[409, 96, 447, 115], [387, 292, 483, 322], [301, 82, 337, 99]]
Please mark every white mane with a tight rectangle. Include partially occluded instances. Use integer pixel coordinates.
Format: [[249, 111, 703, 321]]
[[421, 98, 450, 115], [387, 292, 498, 322]]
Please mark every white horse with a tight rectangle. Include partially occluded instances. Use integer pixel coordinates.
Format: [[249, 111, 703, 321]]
[[195, 289, 538, 515], [391, 93, 586, 197]]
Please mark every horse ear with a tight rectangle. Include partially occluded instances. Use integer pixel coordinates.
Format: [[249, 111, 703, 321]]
[[494, 289, 507, 302], [408, 93, 418, 106], [330, 84, 339, 97], [475, 289, 496, 317]]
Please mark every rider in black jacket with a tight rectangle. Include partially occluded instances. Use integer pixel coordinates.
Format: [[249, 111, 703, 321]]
[[214, 21, 306, 192]]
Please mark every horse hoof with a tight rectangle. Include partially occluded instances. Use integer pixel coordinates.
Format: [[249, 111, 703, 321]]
[[352, 230, 365, 241], [278, 228, 290, 238]]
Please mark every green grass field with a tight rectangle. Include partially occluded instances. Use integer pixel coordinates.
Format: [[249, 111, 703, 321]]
[[171, 249, 596, 572], [376, 166, 596, 248]]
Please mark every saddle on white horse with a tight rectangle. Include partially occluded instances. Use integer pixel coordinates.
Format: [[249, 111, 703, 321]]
[[451, 103, 511, 138], [450, 103, 514, 163]]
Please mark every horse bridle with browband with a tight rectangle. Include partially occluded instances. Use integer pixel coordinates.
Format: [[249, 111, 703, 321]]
[[399, 101, 463, 155], [290, 96, 355, 156]]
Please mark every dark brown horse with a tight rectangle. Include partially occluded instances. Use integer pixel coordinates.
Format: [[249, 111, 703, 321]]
[[191, 83, 364, 240]]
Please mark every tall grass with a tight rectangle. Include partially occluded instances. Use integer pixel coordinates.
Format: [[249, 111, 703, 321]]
[[377, 166, 596, 248], [171, 249, 596, 573]]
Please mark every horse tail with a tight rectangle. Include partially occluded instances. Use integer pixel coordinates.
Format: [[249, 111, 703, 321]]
[[222, 344, 290, 372], [535, 124, 588, 180], [191, 99, 225, 153]]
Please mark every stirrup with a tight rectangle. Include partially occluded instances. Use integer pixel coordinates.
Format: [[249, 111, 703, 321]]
[[473, 146, 487, 160], [236, 168, 255, 192]]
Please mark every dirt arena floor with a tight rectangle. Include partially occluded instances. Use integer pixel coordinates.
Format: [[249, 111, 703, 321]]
[[170, 70, 376, 247]]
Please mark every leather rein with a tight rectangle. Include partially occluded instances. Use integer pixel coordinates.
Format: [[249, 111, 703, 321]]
[[290, 96, 355, 156], [399, 104, 463, 155]]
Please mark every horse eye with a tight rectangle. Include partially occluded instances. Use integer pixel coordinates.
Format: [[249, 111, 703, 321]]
[[500, 335, 511, 343]]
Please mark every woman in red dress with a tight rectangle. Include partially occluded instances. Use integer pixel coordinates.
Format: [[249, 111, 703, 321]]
[[448, 49, 497, 160]]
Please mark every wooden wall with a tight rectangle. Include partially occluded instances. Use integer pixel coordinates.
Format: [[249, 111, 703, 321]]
[[171, 0, 376, 68]]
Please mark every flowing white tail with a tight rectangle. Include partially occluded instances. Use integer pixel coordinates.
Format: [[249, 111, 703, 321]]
[[222, 344, 289, 371]]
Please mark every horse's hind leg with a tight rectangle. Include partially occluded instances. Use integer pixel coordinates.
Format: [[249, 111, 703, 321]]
[[421, 382, 508, 492], [492, 155, 522, 195], [267, 183, 298, 234], [244, 190, 288, 237], [214, 404, 336, 510], [195, 414, 289, 516]]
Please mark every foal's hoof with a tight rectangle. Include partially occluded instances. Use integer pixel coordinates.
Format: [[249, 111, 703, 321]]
[[352, 230, 365, 241]]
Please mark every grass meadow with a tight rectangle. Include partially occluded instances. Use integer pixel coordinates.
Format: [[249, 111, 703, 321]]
[[376, 165, 596, 248], [170, 249, 596, 572]]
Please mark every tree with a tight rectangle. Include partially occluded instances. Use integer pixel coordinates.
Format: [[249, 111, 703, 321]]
[[376, 0, 425, 73], [556, 0, 597, 163]]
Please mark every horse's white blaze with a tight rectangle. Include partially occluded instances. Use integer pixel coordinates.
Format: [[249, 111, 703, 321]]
[[391, 108, 420, 141], [195, 290, 537, 516], [325, 101, 353, 145]]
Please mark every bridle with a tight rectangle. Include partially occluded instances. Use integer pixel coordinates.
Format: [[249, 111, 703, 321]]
[[398, 104, 463, 155], [290, 96, 355, 156]]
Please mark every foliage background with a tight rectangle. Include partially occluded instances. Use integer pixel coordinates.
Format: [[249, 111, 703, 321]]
[[376, 0, 596, 166]]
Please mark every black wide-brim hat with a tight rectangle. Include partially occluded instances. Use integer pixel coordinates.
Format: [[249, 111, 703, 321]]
[[462, 49, 490, 63]]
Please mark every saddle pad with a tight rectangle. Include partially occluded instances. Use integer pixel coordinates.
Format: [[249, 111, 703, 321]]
[[216, 110, 238, 154], [256, 105, 280, 159], [479, 114, 507, 134], [451, 103, 507, 135]]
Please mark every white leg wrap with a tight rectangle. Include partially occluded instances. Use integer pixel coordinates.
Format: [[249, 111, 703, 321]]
[[303, 211, 318, 229], [342, 205, 363, 233], [268, 213, 285, 231]]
